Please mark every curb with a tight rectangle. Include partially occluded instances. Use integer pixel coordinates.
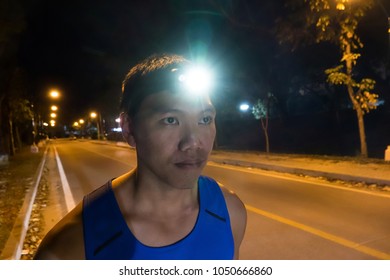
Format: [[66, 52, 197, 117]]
[[210, 158, 390, 187], [0, 147, 48, 260]]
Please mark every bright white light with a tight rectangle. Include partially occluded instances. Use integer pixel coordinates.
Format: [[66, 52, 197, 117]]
[[180, 66, 213, 95], [240, 103, 250, 111]]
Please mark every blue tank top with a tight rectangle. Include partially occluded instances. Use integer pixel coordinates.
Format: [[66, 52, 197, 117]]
[[82, 176, 234, 260]]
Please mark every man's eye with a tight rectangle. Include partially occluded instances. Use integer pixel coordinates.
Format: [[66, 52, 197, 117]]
[[200, 116, 213, 125], [163, 117, 178, 125]]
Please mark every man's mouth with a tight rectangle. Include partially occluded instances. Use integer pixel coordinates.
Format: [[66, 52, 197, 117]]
[[174, 160, 205, 169]]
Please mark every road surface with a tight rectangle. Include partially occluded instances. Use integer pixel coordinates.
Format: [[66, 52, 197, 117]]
[[47, 140, 390, 260]]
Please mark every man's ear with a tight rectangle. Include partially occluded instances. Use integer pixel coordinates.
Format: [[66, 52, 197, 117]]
[[120, 112, 136, 147]]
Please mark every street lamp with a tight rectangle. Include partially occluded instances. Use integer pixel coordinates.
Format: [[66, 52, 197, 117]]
[[90, 111, 101, 140], [239, 103, 250, 112], [49, 90, 60, 99]]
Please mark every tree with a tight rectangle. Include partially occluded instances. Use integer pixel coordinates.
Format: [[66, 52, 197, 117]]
[[0, 0, 26, 155], [252, 92, 277, 153], [276, 0, 379, 157], [8, 68, 34, 154]]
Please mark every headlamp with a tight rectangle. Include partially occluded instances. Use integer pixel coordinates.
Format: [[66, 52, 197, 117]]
[[122, 63, 214, 116], [174, 66, 213, 96]]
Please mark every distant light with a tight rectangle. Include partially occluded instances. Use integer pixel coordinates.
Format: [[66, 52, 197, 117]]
[[112, 127, 122, 132], [73, 122, 79, 127], [376, 100, 385, 106], [90, 112, 97, 118], [50, 113, 57, 118], [388, 17, 390, 33], [43, 122, 49, 127], [115, 118, 120, 123], [79, 119, 85, 124], [336, 0, 346, 11], [50, 90, 60, 99], [51, 105, 58, 111], [240, 103, 250, 112]]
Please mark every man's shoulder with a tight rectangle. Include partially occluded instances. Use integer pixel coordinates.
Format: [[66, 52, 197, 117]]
[[34, 203, 85, 260], [217, 181, 247, 259], [219, 185, 246, 214]]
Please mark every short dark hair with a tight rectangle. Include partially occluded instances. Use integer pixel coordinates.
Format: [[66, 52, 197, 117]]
[[120, 54, 190, 117]]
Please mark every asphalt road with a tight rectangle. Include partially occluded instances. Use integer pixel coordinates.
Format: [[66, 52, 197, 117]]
[[51, 139, 390, 260]]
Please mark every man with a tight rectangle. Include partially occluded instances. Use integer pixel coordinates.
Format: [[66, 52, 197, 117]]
[[34, 54, 247, 260]]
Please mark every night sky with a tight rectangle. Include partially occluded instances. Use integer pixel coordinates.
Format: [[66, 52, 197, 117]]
[[9, 0, 390, 156], [19, 0, 256, 122]]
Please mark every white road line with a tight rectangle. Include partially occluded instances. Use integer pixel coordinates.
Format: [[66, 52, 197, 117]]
[[0, 147, 48, 260], [54, 145, 76, 212]]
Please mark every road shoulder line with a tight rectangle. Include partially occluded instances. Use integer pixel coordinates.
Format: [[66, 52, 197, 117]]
[[0, 147, 48, 260], [53, 145, 76, 212]]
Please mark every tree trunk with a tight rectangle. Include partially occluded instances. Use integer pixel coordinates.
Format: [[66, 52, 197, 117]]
[[9, 117, 15, 156], [260, 118, 270, 153], [15, 125, 22, 151], [345, 41, 368, 158], [346, 84, 368, 157], [264, 128, 270, 153], [355, 106, 368, 157]]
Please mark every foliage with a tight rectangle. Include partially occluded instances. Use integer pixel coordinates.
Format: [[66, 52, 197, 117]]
[[276, 0, 378, 157], [8, 68, 33, 123], [325, 66, 378, 114], [310, 0, 379, 116], [252, 99, 267, 120], [9, 98, 33, 123], [252, 93, 277, 153]]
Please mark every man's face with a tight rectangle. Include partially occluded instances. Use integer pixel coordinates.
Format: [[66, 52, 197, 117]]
[[130, 91, 216, 189]]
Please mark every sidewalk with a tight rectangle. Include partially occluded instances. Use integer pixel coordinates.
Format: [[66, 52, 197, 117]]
[[111, 140, 390, 187], [209, 150, 390, 187]]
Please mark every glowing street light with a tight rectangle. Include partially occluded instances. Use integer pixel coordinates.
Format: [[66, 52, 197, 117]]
[[90, 111, 101, 140], [49, 90, 60, 99], [239, 103, 250, 112], [51, 105, 58, 111], [50, 113, 57, 118]]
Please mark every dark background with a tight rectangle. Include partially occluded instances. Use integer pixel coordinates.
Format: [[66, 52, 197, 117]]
[[10, 0, 390, 157]]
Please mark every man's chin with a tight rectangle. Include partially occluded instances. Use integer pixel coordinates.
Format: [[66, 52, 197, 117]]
[[166, 171, 202, 190]]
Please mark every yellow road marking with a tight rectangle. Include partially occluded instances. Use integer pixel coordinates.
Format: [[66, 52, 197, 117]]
[[245, 204, 390, 260]]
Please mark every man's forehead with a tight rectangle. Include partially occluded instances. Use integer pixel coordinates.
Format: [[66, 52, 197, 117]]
[[140, 91, 215, 113]]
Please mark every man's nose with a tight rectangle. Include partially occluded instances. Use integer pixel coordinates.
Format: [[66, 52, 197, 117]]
[[178, 125, 201, 151]]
